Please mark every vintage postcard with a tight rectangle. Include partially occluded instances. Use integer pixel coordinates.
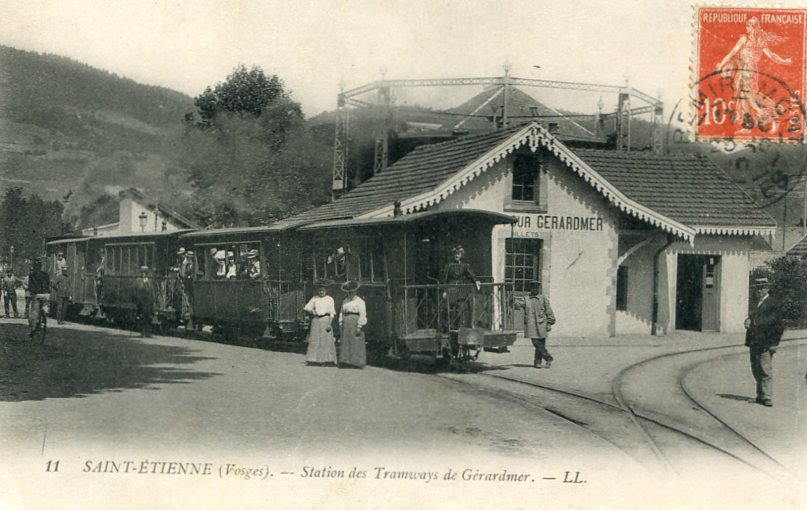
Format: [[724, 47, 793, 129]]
[[0, 1, 806, 509]]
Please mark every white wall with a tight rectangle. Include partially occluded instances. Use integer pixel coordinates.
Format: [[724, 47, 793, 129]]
[[440, 149, 620, 337], [665, 236, 753, 334], [119, 197, 185, 234], [615, 237, 667, 335]]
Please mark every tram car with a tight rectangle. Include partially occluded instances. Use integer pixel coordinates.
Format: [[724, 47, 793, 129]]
[[180, 209, 519, 362], [45, 230, 192, 326], [178, 224, 309, 339]]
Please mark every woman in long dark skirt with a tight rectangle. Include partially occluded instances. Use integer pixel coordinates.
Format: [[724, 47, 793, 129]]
[[338, 280, 367, 368], [303, 282, 337, 365]]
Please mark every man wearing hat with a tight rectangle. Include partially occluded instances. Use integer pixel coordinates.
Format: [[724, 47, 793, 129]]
[[26, 258, 50, 336], [514, 280, 556, 369], [1, 268, 20, 318], [135, 265, 154, 338], [247, 249, 261, 280], [179, 251, 196, 327], [744, 277, 785, 407], [51, 265, 71, 324], [54, 251, 67, 276]]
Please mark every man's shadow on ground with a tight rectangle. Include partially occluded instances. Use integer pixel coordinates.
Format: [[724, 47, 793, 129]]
[[718, 393, 756, 403], [0, 324, 220, 402]]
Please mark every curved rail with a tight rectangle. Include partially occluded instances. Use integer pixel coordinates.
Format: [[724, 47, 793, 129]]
[[462, 336, 807, 477]]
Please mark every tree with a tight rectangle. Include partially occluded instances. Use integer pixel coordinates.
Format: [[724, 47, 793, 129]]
[[194, 65, 301, 128], [0, 187, 66, 268], [183, 65, 330, 227]]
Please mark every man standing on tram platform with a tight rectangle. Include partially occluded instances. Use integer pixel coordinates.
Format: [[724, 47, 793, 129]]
[[744, 277, 785, 407]]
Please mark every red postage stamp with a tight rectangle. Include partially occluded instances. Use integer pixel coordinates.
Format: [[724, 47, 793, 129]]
[[695, 6, 807, 142]]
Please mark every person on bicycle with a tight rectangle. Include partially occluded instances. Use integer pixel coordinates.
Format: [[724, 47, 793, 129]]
[[27, 258, 50, 338]]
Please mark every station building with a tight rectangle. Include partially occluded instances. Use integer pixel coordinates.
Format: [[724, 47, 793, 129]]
[[286, 122, 776, 337]]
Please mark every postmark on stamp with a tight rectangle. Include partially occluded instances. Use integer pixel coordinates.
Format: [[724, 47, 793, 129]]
[[694, 6, 807, 142]]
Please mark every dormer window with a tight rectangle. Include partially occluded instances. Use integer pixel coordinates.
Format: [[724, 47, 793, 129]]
[[512, 154, 537, 201], [506, 153, 547, 212]]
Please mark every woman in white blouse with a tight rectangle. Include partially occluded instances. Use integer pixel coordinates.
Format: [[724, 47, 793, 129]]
[[303, 282, 337, 365], [338, 280, 367, 368]]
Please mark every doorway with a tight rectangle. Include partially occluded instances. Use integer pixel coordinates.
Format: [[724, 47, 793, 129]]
[[505, 237, 543, 330], [675, 254, 721, 331]]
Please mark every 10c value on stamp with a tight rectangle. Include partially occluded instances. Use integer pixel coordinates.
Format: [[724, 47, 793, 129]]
[[694, 6, 807, 143]]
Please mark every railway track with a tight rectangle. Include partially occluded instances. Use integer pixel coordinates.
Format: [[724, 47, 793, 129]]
[[440, 337, 807, 481]]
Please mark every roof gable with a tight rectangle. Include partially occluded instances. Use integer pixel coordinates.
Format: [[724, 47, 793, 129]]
[[281, 122, 775, 241]]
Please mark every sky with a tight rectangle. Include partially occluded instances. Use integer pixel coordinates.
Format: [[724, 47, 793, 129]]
[[0, 0, 794, 117]]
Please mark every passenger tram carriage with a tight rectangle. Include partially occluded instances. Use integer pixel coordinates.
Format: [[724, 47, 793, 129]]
[[46, 209, 519, 364]]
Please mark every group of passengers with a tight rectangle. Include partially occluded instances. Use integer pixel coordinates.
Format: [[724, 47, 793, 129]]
[[203, 247, 261, 280]]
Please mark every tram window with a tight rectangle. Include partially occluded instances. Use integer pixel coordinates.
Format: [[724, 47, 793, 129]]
[[115, 247, 123, 274]]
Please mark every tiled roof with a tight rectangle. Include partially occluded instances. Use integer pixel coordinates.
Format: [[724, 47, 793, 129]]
[[280, 122, 774, 238], [445, 87, 602, 142], [573, 150, 776, 230], [274, 126, 521, 228], [789, 235, 807, 256]]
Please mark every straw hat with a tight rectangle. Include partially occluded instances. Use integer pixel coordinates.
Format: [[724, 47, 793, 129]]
[[341, 280, 360, 293]]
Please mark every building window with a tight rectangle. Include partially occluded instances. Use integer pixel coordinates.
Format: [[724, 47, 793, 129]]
[[616, 266, 628, 311], [505, 238, 542, 292], [512, 154, 539, 202]]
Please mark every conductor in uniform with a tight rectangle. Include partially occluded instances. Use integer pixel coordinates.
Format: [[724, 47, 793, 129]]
[[442, 245, 480, 328], [744, 277, 785, 407]]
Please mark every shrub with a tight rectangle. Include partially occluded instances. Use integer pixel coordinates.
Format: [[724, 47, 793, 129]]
[[751, 256, 807, 328]]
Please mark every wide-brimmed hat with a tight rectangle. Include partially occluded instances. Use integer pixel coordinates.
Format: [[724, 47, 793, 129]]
[[140, 265, 149, 272], [185, 250, 194, 256], [177, 247, 186, 255], [247, 249, 259, 259], [341, 280, 360, 292], [214, 250, 226, 261], [315, 279, 332, 289], [209, 248, 218, 255], [57, 251, 64, 256], [752, 277, 770, 287]]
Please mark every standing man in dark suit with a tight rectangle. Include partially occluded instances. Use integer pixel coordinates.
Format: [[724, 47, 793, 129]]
[[514, 280, 556, 369], [744, 277, 785, 407], [135, 266, 155, 338], [51, 265, 70, 324]]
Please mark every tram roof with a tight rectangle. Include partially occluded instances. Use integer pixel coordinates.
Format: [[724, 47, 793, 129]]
[[297, 209, 516, 232], [46, 235, 91, 245], [76, 229, 196, 243], [179, 223, 303, 240]]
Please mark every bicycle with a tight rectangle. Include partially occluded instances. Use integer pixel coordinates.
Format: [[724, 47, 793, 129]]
[[29, 293, 50, 345]]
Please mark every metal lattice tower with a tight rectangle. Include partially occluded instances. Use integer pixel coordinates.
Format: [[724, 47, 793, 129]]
[[331, 72, 665, 194]]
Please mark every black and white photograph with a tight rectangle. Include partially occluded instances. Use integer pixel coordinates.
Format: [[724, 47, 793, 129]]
[[1, 1, 806, 508]]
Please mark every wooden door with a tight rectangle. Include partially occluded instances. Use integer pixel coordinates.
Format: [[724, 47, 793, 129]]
[[701, 256, 721, 331]]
